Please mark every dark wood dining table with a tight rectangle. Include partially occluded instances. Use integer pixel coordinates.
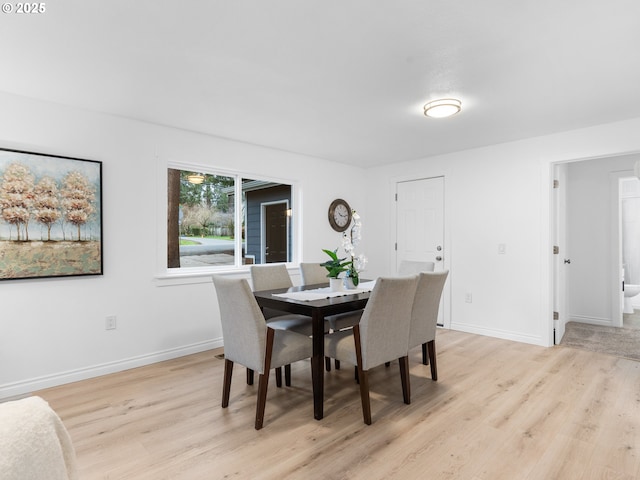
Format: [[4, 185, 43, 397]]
[[253, 282, 371, 420]]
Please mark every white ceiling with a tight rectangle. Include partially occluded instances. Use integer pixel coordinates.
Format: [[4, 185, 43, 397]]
[[1, 1, 639, 167]]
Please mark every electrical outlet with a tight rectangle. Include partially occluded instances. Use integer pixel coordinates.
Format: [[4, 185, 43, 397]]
[[465, 293, 472, 303], [498, 243, 506, 254], [105, 315, 117, 330]]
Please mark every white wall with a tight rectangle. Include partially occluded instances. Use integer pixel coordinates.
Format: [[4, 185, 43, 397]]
[[0, 92, 366, 399], [4, 88, 640, 399], [566, 154, 640, 325], [364, 118, 640, 347]]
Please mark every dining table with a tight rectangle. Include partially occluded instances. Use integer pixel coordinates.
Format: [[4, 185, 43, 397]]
[[253, 280, 375, 420]]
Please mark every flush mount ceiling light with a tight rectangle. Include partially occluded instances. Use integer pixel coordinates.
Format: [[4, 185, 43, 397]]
[[187, 173, 205, 184], [423, 98, 462, 118]]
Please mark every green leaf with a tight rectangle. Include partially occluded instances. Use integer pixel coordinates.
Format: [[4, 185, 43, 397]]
[[321, 248, 339, 261]]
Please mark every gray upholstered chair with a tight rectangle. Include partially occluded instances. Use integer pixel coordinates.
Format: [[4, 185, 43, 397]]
[[251, 264, 301, 320], [250, 264, 323, 336], [398, 260, 435, 275], [251, 264, 328, 381], [299, 262, 329, 286], [376, 262, 435, 369], [251, 263, 294, 291], [324, 275, 419, 425], [327, 309, 362, 333], [212, 275, 312, 430], [409, 270, 448, 379]]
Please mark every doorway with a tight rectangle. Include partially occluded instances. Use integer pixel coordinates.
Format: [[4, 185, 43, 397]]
[[552, 153, 640, 353], [618, 175, 640, 326], [263, 201, 289, 263]]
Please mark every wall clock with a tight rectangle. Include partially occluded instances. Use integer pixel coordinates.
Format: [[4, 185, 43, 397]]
[[328, 198, 352, 232]]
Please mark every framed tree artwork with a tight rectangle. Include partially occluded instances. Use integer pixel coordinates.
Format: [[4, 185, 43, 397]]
[[0, 148, 103, 280]]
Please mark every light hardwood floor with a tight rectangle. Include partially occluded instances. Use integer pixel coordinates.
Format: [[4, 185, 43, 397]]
[[34, 330, 640, 479]]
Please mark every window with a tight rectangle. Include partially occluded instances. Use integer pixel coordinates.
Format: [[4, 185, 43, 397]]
[[167, 167, 295, 270]]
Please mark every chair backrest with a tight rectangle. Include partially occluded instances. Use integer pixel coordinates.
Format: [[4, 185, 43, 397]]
[[212, 275, 267, 373], [409, 270, 449, 349], [300, 262, 328, 286], [358, 276, 419, 369], [398, 260, 435, 275], [250, 264, 293, 291]]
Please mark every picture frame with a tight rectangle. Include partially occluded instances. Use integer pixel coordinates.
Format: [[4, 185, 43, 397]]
[[0, 147, 103, 280]]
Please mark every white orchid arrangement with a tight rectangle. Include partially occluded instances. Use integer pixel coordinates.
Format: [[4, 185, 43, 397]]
[[341, 210, 367, 286]]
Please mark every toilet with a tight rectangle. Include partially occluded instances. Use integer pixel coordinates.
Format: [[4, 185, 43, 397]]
[[624, 284, 640, 314]]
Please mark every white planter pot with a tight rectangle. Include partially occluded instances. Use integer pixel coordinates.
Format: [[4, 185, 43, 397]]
[[329, 277, 344, 292]]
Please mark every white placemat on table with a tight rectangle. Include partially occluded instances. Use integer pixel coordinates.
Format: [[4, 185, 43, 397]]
[[273, 280, 377, 302]]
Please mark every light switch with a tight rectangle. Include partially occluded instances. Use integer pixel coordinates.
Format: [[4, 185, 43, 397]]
[[498, 244, 506, 254]]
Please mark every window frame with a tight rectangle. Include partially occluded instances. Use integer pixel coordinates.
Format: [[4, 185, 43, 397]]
[[156, 160, 300, 283]]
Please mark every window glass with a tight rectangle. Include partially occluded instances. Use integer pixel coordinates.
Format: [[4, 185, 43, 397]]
[[167, 168, 293, 269]]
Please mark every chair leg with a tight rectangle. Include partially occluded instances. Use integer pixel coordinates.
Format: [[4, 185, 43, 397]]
[[255, 328, 275, 430], [422, 343, 429, 365], [285, 364, 291, 387], [335, 359, 341, 370], [246, 368, 254, 385], [427, 340, 437, 381], [275, 367, 283, 388], [353, 325, 371, 425], [354, 366, 359, 383], [222, 359, 234, 408], [325, 356, 332, 372], [358, 368, 372, 425], [399, 356, 411, 404], [385, 361, 390, 368]]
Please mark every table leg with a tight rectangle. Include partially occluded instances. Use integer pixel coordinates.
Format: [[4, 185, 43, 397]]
[[311, 310, 324, 420]]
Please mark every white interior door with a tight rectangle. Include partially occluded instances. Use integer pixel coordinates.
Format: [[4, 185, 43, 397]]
[[396, 176, 447, 326], [553, 164, 569, 344]]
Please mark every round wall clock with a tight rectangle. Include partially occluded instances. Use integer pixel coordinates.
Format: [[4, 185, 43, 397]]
[[328, 198, 352, 232]]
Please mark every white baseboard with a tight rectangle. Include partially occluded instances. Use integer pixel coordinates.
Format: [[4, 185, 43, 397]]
[[0, 338, 223, 400], [450, 322, 547, 347], [569, 315, 612, 327]]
